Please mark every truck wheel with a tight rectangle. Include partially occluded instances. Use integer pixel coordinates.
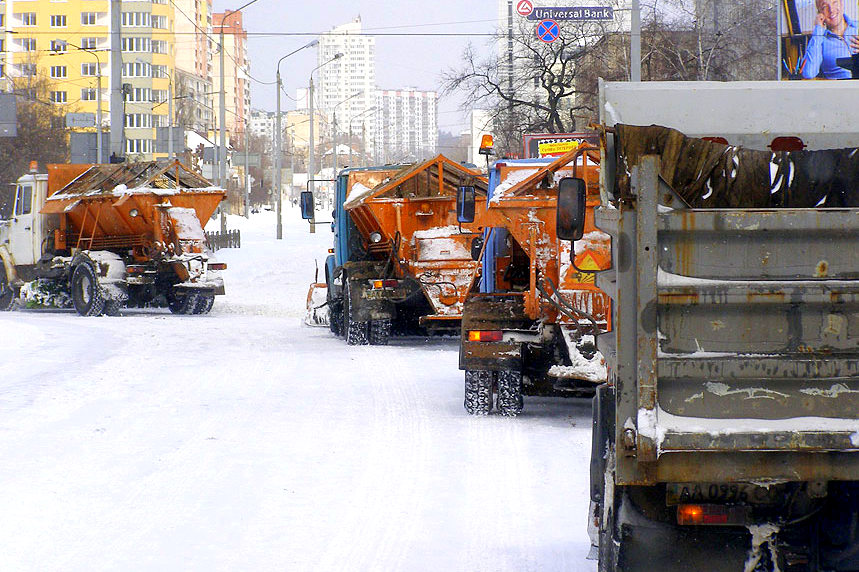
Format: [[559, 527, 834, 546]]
[[0, 266, 15, 310], [464, 369, 494, 415], [103, 300, 122, 316], [167, 289, 198, 314], [329, 298, 344, 337], [369, 318, 391, 345], [496, 370, 524, 416], [193, 294, 215, 314], [344, 278, 368, 345], [71, 262, 107, 316]]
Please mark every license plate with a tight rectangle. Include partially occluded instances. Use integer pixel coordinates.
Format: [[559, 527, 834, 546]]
[[666, 482, 782, 505]]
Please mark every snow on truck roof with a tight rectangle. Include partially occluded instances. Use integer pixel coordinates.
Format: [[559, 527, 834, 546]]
[[46, 161, 223, 202]]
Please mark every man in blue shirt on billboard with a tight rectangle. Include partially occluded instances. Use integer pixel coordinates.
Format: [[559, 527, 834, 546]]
[[801, 0, 859, 79]]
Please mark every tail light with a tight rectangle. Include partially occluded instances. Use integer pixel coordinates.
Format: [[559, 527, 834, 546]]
[[467, 330, 503, 342], [677, 504, 747, 526], [207, 263, 227, 271], [126, 265, 145, 274], [371, 279, 398, 289]]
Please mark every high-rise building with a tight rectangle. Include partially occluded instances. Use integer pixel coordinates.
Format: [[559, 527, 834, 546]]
[[3, 0, 178, 160], [173, 0, 213, 133], [373, 88, 437, 163], [316, 17, 375, 156], [213, 10, 250, 138], [248, 108, 275, 148]]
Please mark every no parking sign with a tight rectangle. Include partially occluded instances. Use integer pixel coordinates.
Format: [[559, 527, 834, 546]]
[[536, 19, 560, 43]]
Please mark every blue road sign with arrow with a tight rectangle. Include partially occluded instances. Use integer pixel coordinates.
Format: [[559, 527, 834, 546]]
[[536, 19, 560, 43]]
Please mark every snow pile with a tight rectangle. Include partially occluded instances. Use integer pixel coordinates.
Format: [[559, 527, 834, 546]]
[[490, 169, 539, 202], [549, 333, 607, 383], [744, 523, 781, 572], [413, 225, 462, 239], [342, 182, 374, 209], [168, 207, 205, 240]]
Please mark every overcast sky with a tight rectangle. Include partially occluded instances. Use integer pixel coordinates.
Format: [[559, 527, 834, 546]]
[[212, 0, 502, 135]]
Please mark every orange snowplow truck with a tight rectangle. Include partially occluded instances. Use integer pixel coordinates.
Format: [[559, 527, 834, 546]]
[[303, 156, 488, 345], [0, 161, 226, 316], [456, 145, 612, 416]]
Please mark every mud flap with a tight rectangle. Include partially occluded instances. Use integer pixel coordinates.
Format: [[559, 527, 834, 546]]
[[304, 282, 329, 327]]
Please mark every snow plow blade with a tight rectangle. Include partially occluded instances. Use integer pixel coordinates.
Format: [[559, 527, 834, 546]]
[[304, 282, 329, 327]]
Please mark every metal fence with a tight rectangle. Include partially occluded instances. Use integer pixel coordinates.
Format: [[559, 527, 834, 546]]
[[205, 229, 241, 251]]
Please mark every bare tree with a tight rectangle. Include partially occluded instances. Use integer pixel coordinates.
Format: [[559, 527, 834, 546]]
[[443, 13, 626, 156]]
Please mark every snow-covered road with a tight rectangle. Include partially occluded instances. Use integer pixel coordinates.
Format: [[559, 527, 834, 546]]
[[0, 209, 596, 571]]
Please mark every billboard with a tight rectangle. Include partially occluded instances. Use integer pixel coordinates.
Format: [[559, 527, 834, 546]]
[[781, 0, 859, 79], [522, 132, 599, 158]]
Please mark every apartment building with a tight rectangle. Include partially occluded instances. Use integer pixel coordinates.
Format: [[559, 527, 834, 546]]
[[374, 88, 437, 163], [3, 0, 176, 160], [315, 17, 375, 156], [173, 0, 213, 133], [212, 10, 249, 138]]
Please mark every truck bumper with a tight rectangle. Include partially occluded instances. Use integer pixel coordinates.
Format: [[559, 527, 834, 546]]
[[459, 340, 522, 371]]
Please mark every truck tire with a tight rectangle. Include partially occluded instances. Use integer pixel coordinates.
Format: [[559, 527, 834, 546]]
[[329, 298, 344, 337], [71, 262, 107, 316], [103, 300, 122, 316], [464, 369, 494, 415], [193, 294, 215, 314], [344, 278, 368, 346], [167, 289, 198, 314], [496, 370, 524, 416], [369, 318, 391, 345], [0, 266, 15, 310]]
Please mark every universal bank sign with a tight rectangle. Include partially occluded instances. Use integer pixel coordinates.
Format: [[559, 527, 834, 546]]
[[527, 6, 614, 20]]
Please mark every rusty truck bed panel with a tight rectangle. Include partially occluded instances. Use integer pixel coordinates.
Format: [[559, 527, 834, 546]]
[[599, 126, 859, 485]]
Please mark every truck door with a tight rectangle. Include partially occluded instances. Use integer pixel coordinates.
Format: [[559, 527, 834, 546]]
[[9, 183, 38, 265]]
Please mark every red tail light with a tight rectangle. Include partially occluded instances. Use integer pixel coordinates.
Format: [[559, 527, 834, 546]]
[[207, 263, 227, 270], [677, 504, 747, 526], [467, 330, 503, 342], [371, 279, 398, 289]]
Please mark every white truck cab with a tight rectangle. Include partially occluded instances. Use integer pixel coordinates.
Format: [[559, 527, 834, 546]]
[[1, 172, 49, 268]]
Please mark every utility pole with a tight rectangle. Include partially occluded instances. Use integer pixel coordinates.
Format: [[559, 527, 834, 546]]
[[244, 120, 249, 217], [109, 0, 123, 159], [168, 75, 174, 160], [308, 76, 316, 234], [631, 0, 641, 81]]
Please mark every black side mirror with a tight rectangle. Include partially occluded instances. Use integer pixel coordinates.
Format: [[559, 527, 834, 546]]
[[300, 191, 314, 220], [470, 234, 485, 261], [457, 186, 476, 224], [557, 177, 587, 241]]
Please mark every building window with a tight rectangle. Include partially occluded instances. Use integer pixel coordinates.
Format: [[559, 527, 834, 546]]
[[50, 15, 67, 27], [126, 87, 151, 103], [81, 88, 97, 101], [81, 12, 97, 26], [50, 66, 67, 79], [50, 91, 68, 104], [152, 40, 168, 54], [121, 12, 151, 27], [51, 40, 68, 53], [81, 37, 98, 50], [125, 113, 152, 128], [21, 13, 37, 26], [126, 139, 153, 154], [151, 90, 168, 103], [81, 63, 99, 77], [151, 15, 168, 29], [22, 38, 36, 52], [121, 37, 151, 52], [19, 64, 37, 77], [0, 65, 5, 79], [152, 65, 167, 79], [121, 62, 150, 78]]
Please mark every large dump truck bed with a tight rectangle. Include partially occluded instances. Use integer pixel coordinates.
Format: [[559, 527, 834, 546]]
[[598, 127, 859, 485]]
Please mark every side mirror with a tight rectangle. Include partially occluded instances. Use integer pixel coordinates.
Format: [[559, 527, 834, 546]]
[[300, 191, 314, 220], [557, 177, 587, 241], [470, 234, 485, 261], [457, 186, 476, 224]]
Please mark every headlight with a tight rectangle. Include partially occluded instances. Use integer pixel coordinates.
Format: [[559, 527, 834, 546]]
[[369, 232, 382, 243], [129, 208, 139, 218]]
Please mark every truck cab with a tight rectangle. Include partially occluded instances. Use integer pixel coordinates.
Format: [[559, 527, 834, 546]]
[[1, 173, 49, 269]]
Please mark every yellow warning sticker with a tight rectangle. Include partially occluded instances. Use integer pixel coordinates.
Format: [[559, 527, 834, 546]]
[[538, 140, 580, 156], [571, 253, 599, 283]]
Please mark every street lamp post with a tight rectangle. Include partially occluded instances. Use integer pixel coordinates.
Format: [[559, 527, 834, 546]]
[[308, 52, 343, 234], [331, 91, 360, 177], [218, 0, 261, 233], [274, 40, 318, 240]]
